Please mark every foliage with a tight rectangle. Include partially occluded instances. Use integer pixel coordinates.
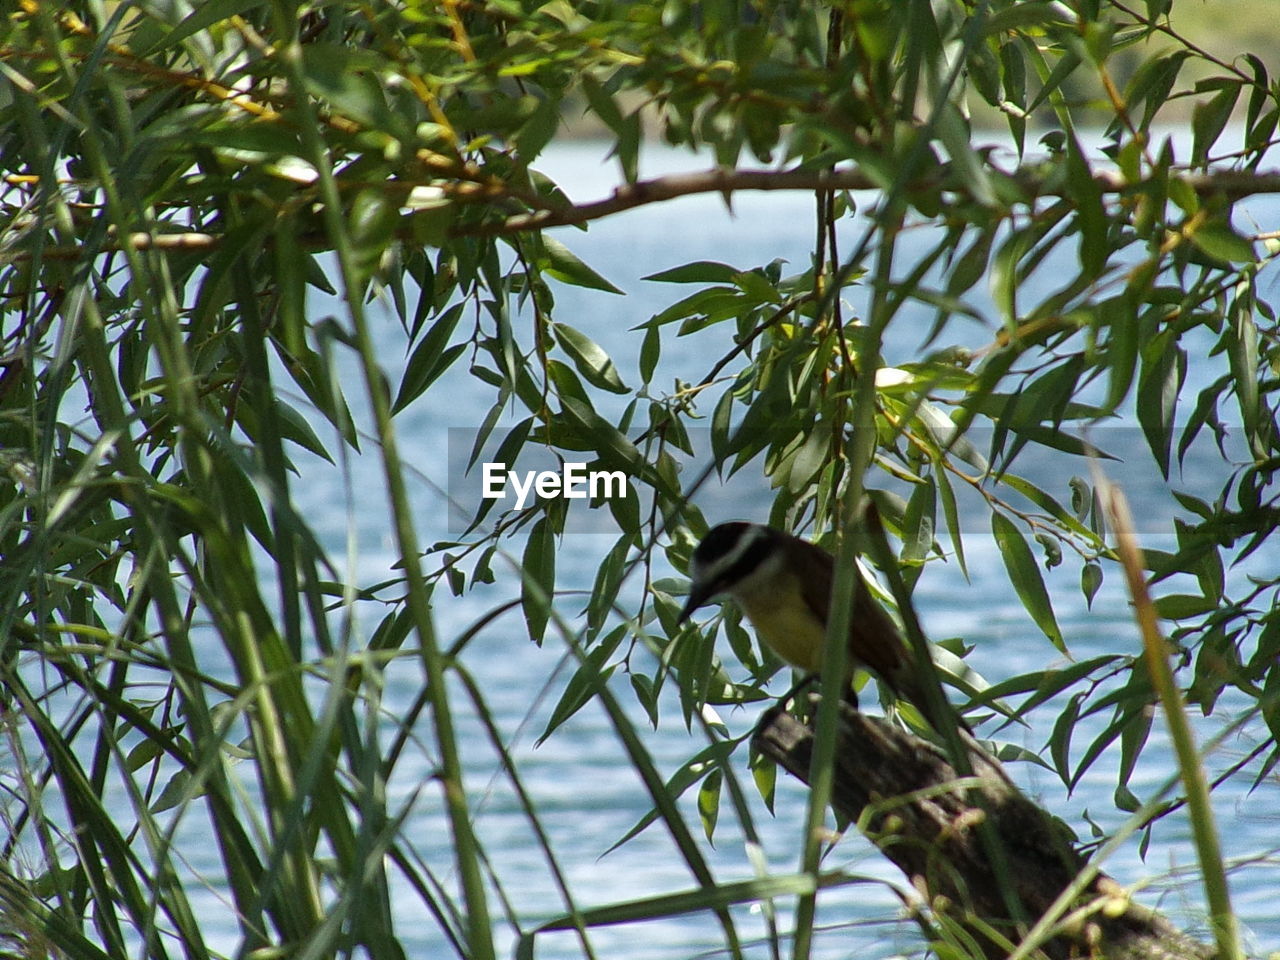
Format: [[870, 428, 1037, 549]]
[[1, 1, 1278, 959]]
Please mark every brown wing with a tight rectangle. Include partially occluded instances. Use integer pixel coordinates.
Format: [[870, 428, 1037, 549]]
[[789, 535, 905, 682], [790, 532, 965, 733]]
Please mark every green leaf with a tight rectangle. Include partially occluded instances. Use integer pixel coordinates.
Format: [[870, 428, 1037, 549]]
[[630, 673, 660, 728], [935, 464, 968, 579], [1153, 593, 1215, 620], [538, 236, 624, 294], [697, 769, 722, 843], [515, 94, 560, 161], [150, 768, 196, 814], [992, 512, 1064, 650], [638, 286, 738, 329], [587, 535, 633, 635], [555, 404, 636, 477], [732, 270, 781, 304], [1227, 290, 1263, 455], [537, 626, 625, 743], [522, 519, 556, 645], [983, 0, 1073, 34], [1189, 220, 1256, 265], [935, 102, 996, 206], [644, 261, 742, 284], [1081, 561, 1103, 609], [640, 324, 660, 384], [947, 229, 995, 297], [974, 655, 1122, 715], [604, 742, 735, 853], [901, 477, 936, 564], [1136, 336, 1183, 478], [1191, 83, 1241, 166], [142, 0, 269, 54], [1066, 133, 1107, 279], [1117, 703, 1154, 801], [1102, 295, 1140, 412], [998, 473, 1095, 541], [301, 45, 407, 137], [553, 322, 629, 394], [393, 303, 467, 413], [272, 398, 335, 463], [1050, 693, 1083, 784]]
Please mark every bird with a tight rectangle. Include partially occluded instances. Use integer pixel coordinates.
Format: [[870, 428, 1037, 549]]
[[677, 521, 959, 732]]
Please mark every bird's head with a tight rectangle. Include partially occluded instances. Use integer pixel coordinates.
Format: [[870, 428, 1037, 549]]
[[677, 522, 778, 623]]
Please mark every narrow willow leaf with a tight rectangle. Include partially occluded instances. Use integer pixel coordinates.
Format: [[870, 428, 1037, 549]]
[[983, 0, 1072, 34], [640, 324, 660, 384], [1117, 704, 1154, 802], [1189, 220, 1256, 264], [998, 473, 1095, 541], [901, 478, 936, 564], [750, 749, 777, 812], [785, 429, 827, 494], [990, 229, 1027, 330], [1153, 593, 1216, 620], [522, 519, 556, 645], [630, 673, 660, 728], [1191, 83, 1241, 166], [603, 742, 735, 853], [1125, 49, 1189, 128], [1066, 133, 1107, 279], [558, 396, 653, 485], [302, 45, 405, 135], [644, 261, 742, 283], [935, 464, 968, 579], [515, 94, 560, 160], [992, 512, 1064, 650], [553, 322, 629, 394], [606, 473, 642, 532], [1050, 693, 1083, 785], [272, 397, 335, 463], [946, 228, 995, 297], [1136, 337, 1183, 478], [523, 870, 832, 940], [538, 649, 619, 746], [732, 270, 781, 304], [144, 0, 268, 54], [697, 769, 722, 843], [935, 102, 996, 206], [640, 286, 738, 328], [394, 335, 467, 413], [1081, 561, 1103, 609], [1223, 285, 1264, 458], [546, 357, 591, 407], [539, 236, 623, 294]]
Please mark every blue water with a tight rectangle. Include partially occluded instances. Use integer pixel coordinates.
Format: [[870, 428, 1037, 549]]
[[248, 141, 1280, 958]]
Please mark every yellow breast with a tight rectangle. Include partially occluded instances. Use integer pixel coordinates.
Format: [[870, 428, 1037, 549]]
[[735, 579, 828, 673]]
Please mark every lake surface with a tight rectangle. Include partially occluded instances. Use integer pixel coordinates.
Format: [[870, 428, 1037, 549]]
[[270, 141, 1279, 958]]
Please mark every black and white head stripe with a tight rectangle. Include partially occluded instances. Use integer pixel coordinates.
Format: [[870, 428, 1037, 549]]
[[689, 522, 774, 595]]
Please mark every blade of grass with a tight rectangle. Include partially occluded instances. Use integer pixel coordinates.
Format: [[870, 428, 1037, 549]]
[[1103, 482, 1241, 960], [269, 7, 495, 957]]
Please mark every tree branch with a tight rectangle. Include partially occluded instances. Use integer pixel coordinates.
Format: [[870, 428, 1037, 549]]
[[449, 164, 1280, 237], [9, 164, 1280, 264], [752, 701, 1215, 960]]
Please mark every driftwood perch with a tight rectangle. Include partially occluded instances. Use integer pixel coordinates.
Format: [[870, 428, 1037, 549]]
[[752, 700, 1215, 960]]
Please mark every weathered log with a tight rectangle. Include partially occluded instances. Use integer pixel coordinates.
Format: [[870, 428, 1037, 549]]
[[752, 700, 1215, 960]]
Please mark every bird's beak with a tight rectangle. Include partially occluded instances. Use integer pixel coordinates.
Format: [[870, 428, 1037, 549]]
[[677, 580, 712, 624]]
